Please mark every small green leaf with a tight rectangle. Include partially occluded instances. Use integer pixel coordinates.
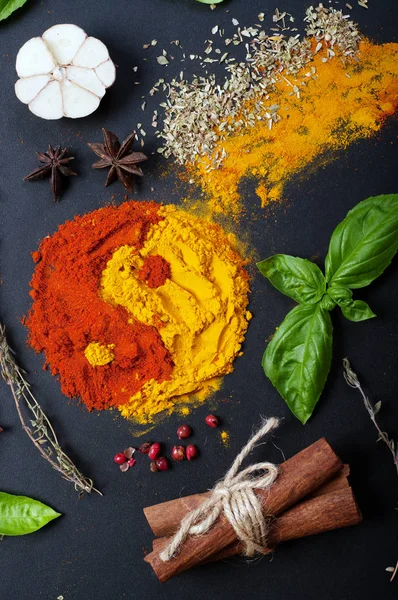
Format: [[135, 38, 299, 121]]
[[325, 194, 398, 289], [0, 0, 29, 21], [0, 492, 61, 536], [257, 255, 326, 305], [327, 286, 375, 321], [339, 299, 376, 322], [327, 286, 353, 304], [320, 294, 336, 311], [263, 304, 333, 424]]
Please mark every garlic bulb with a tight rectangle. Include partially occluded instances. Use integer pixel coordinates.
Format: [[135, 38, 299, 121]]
[[15, 24, 116, 120]]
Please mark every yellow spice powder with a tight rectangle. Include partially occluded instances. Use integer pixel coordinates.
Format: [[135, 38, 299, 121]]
[[220, 430, 230, 447], [84, 342, 115, 366], [190, 40, 398, 217], [99, 205, 251, 423]]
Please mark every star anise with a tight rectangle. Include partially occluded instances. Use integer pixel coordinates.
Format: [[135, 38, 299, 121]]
[[88, 129, 148, 194], [24, 145, 77, 202]]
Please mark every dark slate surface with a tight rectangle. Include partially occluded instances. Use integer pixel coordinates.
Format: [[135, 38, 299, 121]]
[[0, 1, 397, 599]]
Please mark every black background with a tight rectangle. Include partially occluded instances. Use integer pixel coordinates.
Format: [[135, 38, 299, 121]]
[[0, 1, 397, 599]]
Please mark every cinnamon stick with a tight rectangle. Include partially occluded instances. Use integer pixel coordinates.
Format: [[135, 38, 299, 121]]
[[204, 485, 361, 563], [145, 437, 343, 582], [147, 487, 361, 563], [144, 464, 351, 538]]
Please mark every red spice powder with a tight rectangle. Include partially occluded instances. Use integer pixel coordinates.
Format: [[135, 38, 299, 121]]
[[26, 201, 174, 411], [138, 255, 171, 288]]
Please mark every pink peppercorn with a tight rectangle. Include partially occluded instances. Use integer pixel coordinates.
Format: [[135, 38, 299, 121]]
[[139, 442, 152, 454], [186, 445, 198, 461], [172, 445, 186, 461], [155, 457, 169, 471], [148, 443, 161, 461], [205, 414, 219, 428], [114, 452, 127, 465], [177, 425, 192, 439]]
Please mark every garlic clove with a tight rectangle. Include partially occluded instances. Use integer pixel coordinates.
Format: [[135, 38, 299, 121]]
[[72, 36, 109, 69], [16, 37, 56, 78], [66, 66, 105, 98], [29, 80, 63, 120], [61, 81, 100, 118], [15, 75, 51, 104], [42, 24, 87, 66], [95, 59, 116, 88]]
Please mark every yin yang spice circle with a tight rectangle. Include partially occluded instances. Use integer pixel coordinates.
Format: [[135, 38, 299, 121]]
[[15, 24, 116, 119], [26, 202, 252, 425]]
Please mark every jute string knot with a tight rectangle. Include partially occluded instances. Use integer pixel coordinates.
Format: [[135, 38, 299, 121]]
[[160, 417, 280, 562]]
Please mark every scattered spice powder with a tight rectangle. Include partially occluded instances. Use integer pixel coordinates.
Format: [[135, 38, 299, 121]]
[[190, 39, 398, 216], [143, 5, 397, 218], [220, 430, 230, 447], [153, 5, 362, 169], [27, 202, 251, 424]]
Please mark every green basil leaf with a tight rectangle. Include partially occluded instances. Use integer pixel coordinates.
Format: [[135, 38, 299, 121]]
[[263, 304, 333, 424], [257, 255, 326, 304], [327, 286, 353, 304], [339, 299, 376, 322], [0, 0, 29, 21], [327, 286, 375, 321], [320, 294, 336, 311], [0, 492, 61, 536], [325, 194, 398, 289]]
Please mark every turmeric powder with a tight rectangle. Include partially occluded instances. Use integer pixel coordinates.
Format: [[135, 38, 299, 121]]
[[85, 342, 115, 367], [190, 40, 398, 217], [100, 205, 251, 422]]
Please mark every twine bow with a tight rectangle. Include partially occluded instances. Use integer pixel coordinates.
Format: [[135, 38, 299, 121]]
[[160, 417, 280, 562]]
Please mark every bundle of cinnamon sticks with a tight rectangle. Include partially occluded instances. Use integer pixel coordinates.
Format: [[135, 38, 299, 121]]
[[144, 438, 361, 582]]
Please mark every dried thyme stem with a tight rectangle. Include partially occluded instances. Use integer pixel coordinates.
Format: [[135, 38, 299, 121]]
[[0, 322, 102, 497], [343, 358, 397, 583], [343, 358, 398, 477]]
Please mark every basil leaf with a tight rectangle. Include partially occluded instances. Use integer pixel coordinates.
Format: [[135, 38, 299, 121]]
[[327, 286, 353, 304], [325, 194, 398, 289], [320, 294, 336, 311], [0, 492, 60, 536], [339, 299, 376, 322], [0, 0, 29, 21], [263, 304, 333, 424], [327, 286, 375, 321], [257, 255, 326, 304]]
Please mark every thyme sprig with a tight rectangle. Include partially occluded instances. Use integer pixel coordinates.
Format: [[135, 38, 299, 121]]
[[343, 358, 397, 582], [0, 322, 102, 498], [343, 358, 398, 477]]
